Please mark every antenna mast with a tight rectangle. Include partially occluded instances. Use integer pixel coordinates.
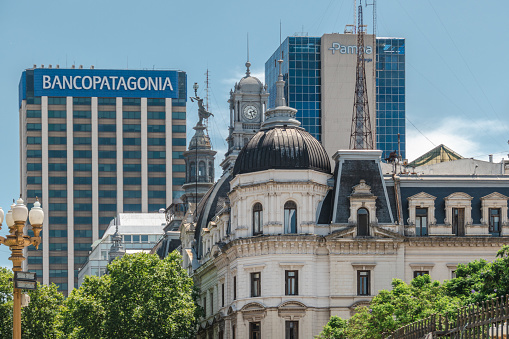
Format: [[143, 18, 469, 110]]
[[349, 0, 374, 150], [204, 69, 210, 112]]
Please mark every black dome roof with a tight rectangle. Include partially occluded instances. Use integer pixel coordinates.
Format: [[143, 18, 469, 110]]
[[233, 126, 331, 176]]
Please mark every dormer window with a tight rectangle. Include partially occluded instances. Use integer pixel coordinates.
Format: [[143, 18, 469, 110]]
[[480, 192, 508, 237], [444, 192, 473, 237], [348, 180, 377, 233], [357, 208, 369, 236], [284, 201, 297, 234], [407, 192, 436, 237]]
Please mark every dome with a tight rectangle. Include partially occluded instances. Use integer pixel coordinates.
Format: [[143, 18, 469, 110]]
[[232, 126, 331, 176], [238, 75, 263, 94], [236, 61, 263, 94]]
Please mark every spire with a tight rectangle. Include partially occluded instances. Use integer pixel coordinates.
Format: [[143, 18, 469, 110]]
[[261, 58, 300, 130], [108, 221, 125, 263], [275, 59, 286, 107], [246, 33, 251, 76]]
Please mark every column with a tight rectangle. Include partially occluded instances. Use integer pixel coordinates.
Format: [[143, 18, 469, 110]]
[[165, 98, 173, 205], [41, 96, 49, 285], [141, 98, 148, 212], [91, 97, 99, 241], [66, 96, 74, 290], [116, 98, 123, 213]]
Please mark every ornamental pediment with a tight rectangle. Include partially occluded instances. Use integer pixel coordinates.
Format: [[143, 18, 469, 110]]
[[327, 225, 403, 240], [480, 192, 509, 201], [351, 179, 374, 196], [444, 192, 473, 201], [407, 192, 437, 201]]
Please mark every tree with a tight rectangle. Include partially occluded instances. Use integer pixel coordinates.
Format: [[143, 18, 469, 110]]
[[316, 316, 347, 339], [0, 267, 64, 339], [58, 252, 198, 339]]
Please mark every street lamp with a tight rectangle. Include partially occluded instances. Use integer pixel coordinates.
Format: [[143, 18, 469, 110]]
[[0, 197, 44, 339]]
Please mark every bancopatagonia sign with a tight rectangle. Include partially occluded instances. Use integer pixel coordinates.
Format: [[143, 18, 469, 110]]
[[31, 69, 180, 98], [329, 43, 373, 55]]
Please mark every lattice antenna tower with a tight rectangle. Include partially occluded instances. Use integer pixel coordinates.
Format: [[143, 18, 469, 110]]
[[349, 0, 374, 150]]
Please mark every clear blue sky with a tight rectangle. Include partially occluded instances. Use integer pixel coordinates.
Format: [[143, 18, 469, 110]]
[[0, 0, 508, 267]]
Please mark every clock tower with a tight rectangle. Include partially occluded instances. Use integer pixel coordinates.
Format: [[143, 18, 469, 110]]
[[221, 61, 269, 170]]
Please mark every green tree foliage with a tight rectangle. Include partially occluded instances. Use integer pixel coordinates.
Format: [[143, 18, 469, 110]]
[[0, 267, 64, 339], [315, 316, 347, 339], [444, 245, 509, 303], [58, 252, 197, 339]]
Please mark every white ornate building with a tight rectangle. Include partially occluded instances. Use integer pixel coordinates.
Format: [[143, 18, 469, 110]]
[[171, 61, 509, 339]]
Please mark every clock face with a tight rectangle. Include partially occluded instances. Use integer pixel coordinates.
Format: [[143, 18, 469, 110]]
[[243, 105, 258, 120]]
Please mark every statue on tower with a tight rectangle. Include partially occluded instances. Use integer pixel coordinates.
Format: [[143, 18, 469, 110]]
[[190, 96, 213, 126]]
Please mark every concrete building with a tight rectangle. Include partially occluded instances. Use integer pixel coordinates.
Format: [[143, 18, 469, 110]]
[[176, 65, 509, 338], [265, 34, 405, 160], [19, 66, 187, 293], [77, 212, 165, 287]]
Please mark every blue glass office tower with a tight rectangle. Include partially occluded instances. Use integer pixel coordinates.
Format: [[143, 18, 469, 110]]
[[265, 37, 322, 141], [376, 38, 405, 159], [266, 35, 405, 159]]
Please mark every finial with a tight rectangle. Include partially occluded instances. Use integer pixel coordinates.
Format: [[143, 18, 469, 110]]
[[245, 61, 251, 76], [277, 59, 283, 80]]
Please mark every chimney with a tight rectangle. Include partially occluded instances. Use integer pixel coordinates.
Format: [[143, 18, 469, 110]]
[[56, 64, 60, 69], [41, 64, 44, 68], [33, 64, 37, 69], [79, 65, 83, 69], [489, 154, 493, 163], [90, 65, 94, 69], [71, 65, 75, 69], [48, 64, 52, 68]]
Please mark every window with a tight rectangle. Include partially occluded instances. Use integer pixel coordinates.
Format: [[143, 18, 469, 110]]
[[147, 98, 165, 106], [49, 163, 66, 171], [48, 123, 66, 131], [172, 125, 186, 133], [149, 177, 166, 185], [98, 137, 116, 145], [99, 177, 116, 185], [233, 276, 237, 300], [73, 111, 91, 119], [27, 163, 42, 171], [149, 164, 165, 172], [27, 123, 41, 131], [221, 283, 225, 307], [124, 177, 141, 185], [123, 125, 141, 132], [98, 111, 116, 119], [413, 271, 429, 278], [98, 98, 116, 105], [98, 151, 116, 158], [171, 151, 183, 159], [27, 176, 42, 184], [74, 177, 92, 185], [357, 270, 370, 296], [122, 111, 141, 119], [285, 270, 298, 295], [148, 111, 165, 119], [203, 296, 207, 317], [148, 190, 165, 198], [74, 190, 92, 198], [49, 150, 67, 158], [172, 112, 186, 120], [172, 177, 185, 186], [452, 207, 465, 236], [122, 98, 140, 106], [99, 190, 116, 198], [74, 137, 91, 145], [49, 176, 66, 184], [148, 151, 165, 159], [73, 97, 91, 105], [249, 322, 261, 339], [415, 208, 428, 236], [489, 208, 501, 236], [286, 321, 299, 339], [98, 124, 116, 132], [74, 150, 92, 158], [253, 203, 263, 235], [284, 201, 297, 234], [48, 137, 67, 145], [148, 138, 165, 146], [123, 137, 140, 145], [251, 272, 261, 297], [27, 110, 41, 118], [123, 151, 141, 159], [99, 204, 116, 211], [27, 137, 41, 144], [148, 125, 165, 132], [73, 124, 91, 131], [172, 138, 186, 146], [357, 208, 369, 236], [124, 164, 141, 172], [48, 110, 65, 118], [27, 150, 42, 158]]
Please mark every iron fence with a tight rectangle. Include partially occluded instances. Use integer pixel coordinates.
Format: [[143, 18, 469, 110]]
[[384, 294, 509, 339]]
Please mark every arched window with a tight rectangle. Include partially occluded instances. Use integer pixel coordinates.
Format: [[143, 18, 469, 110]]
[[357, 208, 369, 236], [198, 161, 206, 182], [253, 203, 263, 235], [284, 201, 297, 234], [189, 162, 196, 181], [208, 162, 214, 182]]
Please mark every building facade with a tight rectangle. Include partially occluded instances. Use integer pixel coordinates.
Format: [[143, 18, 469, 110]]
[[177, 66, 509, 338], [19, 66, 187, 293], [78, 212, 165, 287], [265, 34, 405, 160]]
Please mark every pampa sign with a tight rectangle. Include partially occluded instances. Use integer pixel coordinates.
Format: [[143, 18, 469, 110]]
[[32, 69, 179, 98], [329, 42, 373, 55]]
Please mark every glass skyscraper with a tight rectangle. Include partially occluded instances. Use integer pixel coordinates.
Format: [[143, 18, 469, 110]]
[[376, 38, 406, 159], [265, 37, 322, 141], [266, 35, 406, 159]]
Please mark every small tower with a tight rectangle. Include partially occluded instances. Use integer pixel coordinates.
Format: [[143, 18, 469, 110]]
[[108, 222, 125, 263], [221, 61, 269, 171], [182, 89, 216, 206]]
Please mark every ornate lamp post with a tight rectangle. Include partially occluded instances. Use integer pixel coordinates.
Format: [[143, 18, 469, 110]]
[[0, 197, 44, 339]]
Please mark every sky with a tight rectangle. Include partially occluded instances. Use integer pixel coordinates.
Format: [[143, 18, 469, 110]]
[[0, 0, 508, 267]]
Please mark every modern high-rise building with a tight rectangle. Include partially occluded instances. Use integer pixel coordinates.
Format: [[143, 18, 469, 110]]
[[19, 66, 187, 293], [265, 34, 405, 160]]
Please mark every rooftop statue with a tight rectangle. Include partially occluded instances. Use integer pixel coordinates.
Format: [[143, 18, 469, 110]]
[[190, 96, 213, 126]]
